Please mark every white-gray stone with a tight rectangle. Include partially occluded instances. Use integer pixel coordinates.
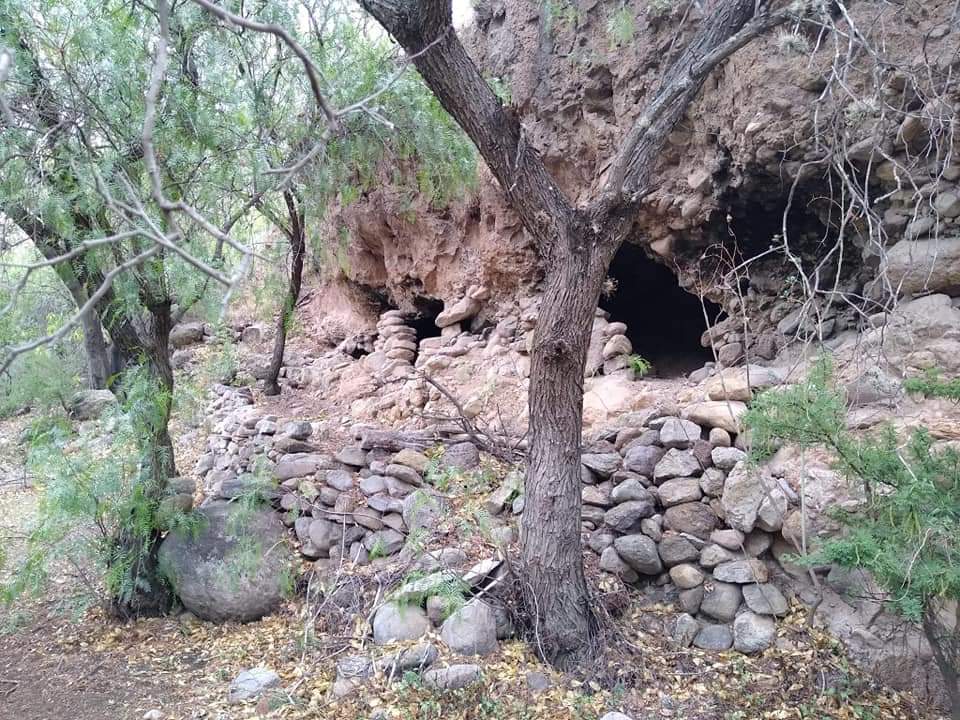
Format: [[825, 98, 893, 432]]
[[733, 611, 776, 653], [228, 668, 281, 703]]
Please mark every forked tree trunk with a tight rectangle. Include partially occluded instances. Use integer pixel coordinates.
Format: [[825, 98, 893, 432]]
[[358, 0, 785, 667], [264, 191, 306, 396]]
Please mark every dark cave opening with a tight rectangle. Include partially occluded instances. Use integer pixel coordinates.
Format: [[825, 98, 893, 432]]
[[409, 296, 444, 341], [599, 243, 722, 378]]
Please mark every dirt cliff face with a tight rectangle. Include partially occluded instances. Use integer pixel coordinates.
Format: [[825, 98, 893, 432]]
[[312, 0, 959, 360]]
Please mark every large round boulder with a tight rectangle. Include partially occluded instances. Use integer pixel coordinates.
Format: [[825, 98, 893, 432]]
[[159, 501, 295, 622]]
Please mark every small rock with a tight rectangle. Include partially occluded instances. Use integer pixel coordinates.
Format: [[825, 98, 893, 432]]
[[733, 611, 776, 653], [713, 559, 769, 584], [709, 428, 731, 447], [742, 584, 789, 616], [653, 449, 702, 481], [423, 664, 482, 690], [669, 563, 704, 589], [662, 502, 717, 539], [711, 447, 746, 471], [600, 546, 639, 583], [604, 499, 656, 532], [526, 671, 552, 692], [610, 478, 653, 504], [142, 711, 165, 720], [372, 602, 431, 644], [671, 613, 701, 647], [658, 418, 703, 449], [657, 534, 698, 566], [700, 581, 743, 623], [693, 624, 733, 651], [581, 452, 622, 478], [440, 600, 499, 656], [613, 534, 663, 575], [228, 668, 281, 703]]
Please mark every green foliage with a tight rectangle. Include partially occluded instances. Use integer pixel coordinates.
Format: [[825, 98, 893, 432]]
[[904, 369, 960, 401], [744, 359, 960, 624], [607, 7, 636, 48], [1, 366, 194, 610], [626, 354, 652, 377]]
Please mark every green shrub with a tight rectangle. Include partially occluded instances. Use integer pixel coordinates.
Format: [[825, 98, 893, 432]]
[[626, 354, 652, 377], [745, 358, 960, 714]]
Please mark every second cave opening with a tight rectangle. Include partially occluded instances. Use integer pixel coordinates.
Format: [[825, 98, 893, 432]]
[[599, 242, 722, 378]]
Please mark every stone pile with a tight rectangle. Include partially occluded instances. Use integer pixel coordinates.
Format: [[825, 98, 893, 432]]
[[486, 400, 794, 654], [370, 310, 419, 381]]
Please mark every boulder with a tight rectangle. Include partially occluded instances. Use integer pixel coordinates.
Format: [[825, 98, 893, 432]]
[[879, 236, 960, 296], [658, 418, 703, 449], [440, 600, 499, 656], [662, 502, 717, 539], [671, 613, 701, 647], [658, 534, 699, 566], [682, 401, 747, 433], [669, 564, 704, 589], [436, 296, 481, 328], [711, 447, 746, 471], [657, 478, 702, 506], [705, 366, 783, 402], [700, 581, 743, 623], [403, 490, 449, 533], [170, 321, 205, 348], [733, 611, 776, 653], [653, 449, 702, 481], [622, 445, 666, 477], [613, 534, 663, 575], [158, 502, 294, 622], [372, 602, 431, 644], [67, 389, 117, 421], [600, 546, 639, 582], [604, 499, 655, 532]]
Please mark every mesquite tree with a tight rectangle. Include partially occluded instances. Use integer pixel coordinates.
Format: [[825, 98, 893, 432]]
[[356, 0, 790, 665]]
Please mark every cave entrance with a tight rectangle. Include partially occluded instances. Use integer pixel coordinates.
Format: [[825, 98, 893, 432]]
[[409, 296, 443, 342], [599, 243, 721, 378]]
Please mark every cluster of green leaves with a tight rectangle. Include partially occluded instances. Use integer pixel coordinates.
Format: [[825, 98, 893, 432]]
[[1, 366, 197, 610], [607, 7, 636, 48], [904, 369, 960, 401], [626, 354, 651, 377], [745, 358, 960, 622], [0, 248, 83, 417]]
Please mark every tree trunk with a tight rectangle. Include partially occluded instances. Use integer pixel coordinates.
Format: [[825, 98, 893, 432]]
[[80, 307, 113, 389], [923, 604, 960, 720], [521, 216, 612, 666], [264, 191, 306, 396], [109, 303, 176, 618]]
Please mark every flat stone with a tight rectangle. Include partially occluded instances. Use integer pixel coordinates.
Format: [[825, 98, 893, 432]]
[[326, 469, 355, 492], [657, 478, 702, 507], [658, 418, 703, 449], [392, 449, 430, 473], [700, 544, 738, 568], [581, 453, 622, 478], [654, 449, 702, 481], [742, 583, 789, 616], [693, 624, 733, 651], [385, 463, 423, 487], [228, 668, 281, 703], [335, 446, 367, 467], [713, 559, 769, 584], [604, 499, 656, 532]]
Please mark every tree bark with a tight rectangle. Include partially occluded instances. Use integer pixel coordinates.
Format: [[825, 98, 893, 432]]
[[109, 301, 177, 618], [923, 604, 960, 720], [359, 0, 784, 668], [264, 190, 306, 396]]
